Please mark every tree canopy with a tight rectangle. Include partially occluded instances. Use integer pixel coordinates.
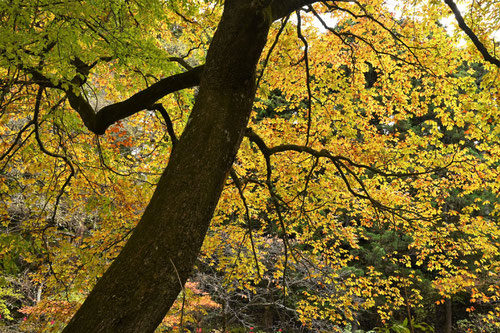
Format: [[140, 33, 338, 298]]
[[0, 0, 499, 332]]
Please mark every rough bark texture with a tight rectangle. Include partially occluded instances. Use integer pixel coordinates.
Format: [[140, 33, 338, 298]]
[[445, 298, 452, 333], [62, 1, 271, 332]]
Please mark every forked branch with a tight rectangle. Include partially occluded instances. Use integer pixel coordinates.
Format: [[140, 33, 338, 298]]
[[22, 63, 203, 135]]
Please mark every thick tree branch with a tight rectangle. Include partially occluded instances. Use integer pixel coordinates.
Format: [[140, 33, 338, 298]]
[[444, 0, 500, 68], [67, 65, 204, 135], [22, 63, 203, 135]]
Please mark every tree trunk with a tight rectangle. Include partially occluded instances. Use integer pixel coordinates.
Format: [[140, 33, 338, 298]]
[[445, 297, 452, 333], [63, 2, 272, 332]]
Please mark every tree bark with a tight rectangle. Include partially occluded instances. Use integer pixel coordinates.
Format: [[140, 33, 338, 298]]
[[445, 297, 452, 333], [62, 1, 272, 332]]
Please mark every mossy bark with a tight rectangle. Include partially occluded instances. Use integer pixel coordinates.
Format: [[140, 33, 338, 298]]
[[63, 2, 271, 332]]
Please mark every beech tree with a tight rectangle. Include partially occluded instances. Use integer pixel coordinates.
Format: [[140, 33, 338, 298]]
[[0, 0, 499, 332]]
